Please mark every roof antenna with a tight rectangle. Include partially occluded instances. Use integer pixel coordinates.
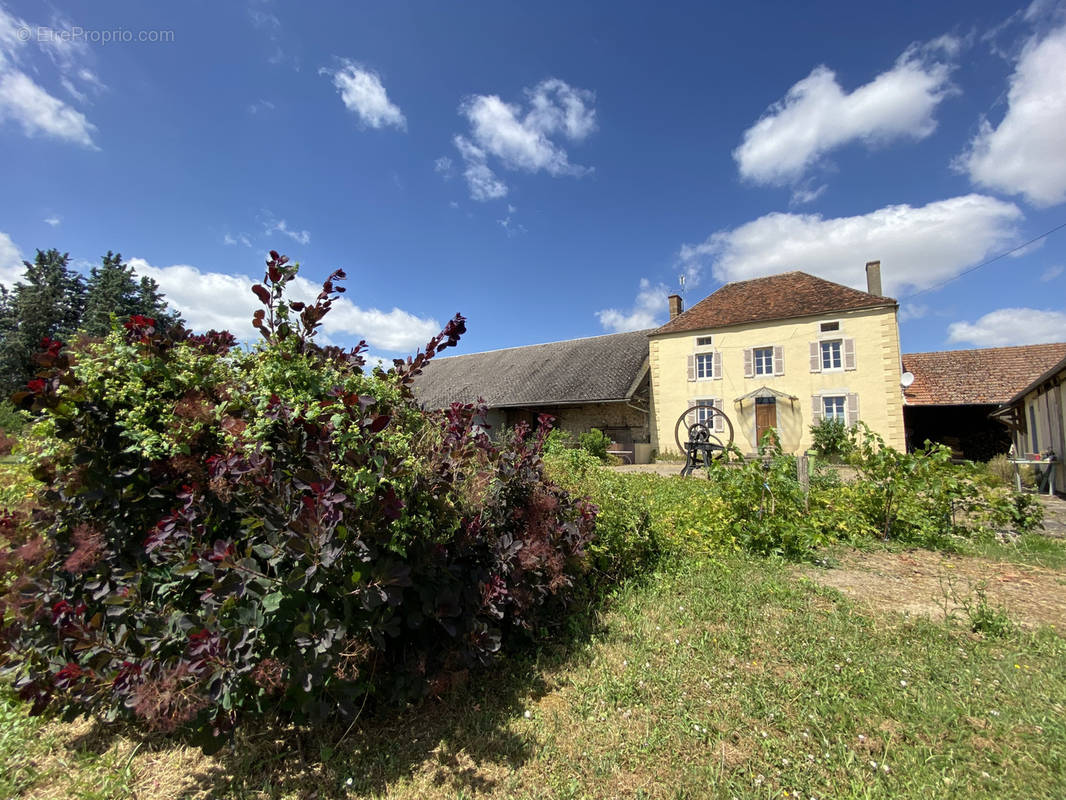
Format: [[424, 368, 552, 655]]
[[678, 273, 686, 298]]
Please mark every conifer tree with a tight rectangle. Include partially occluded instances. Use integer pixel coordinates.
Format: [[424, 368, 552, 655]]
[[0, 249, 86, 395]]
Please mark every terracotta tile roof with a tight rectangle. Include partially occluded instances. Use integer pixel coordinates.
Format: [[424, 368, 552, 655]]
[[902, 343, 1066, 406], [1007, 352, 1066, 404], [413, 329, 651, 409], [653, 271, 895, 336]]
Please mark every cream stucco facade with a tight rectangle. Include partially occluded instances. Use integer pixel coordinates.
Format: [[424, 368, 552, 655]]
[[649, 306, 906, 456]]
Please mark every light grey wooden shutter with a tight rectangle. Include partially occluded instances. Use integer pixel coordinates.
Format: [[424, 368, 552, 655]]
[[773, 345, 784, 376], [713, 350, 722, 380], [686, 400, 697, 428], [844, 338, 857, 371], [811, 395, 822, 423], [713, 399, 725, 433], [809, 342, 821, 373], [743, 348, 753, 378], [687, 354, 695, 381], [846, 393, 860, 426]]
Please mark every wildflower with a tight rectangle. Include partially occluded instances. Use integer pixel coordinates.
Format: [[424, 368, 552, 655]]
[[899, 680, 907, 687], [523, 710, 532, 719], [881, 764, 890, 773], [345, 778, 353, 786]]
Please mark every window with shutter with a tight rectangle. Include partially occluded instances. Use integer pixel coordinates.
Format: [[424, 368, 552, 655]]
[[695, 353, 714, 379], [713, 350, 722, 380], [773, 345, 784, 376], [811, 395, 822, 423], [822, 395, 846, 422], [686, 354, 696, 381], [820, 339, 843, 370], [753, 347, 773, 376], [743, 348, 753, 378]]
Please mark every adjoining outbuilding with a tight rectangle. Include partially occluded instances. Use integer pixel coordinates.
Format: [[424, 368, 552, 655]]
[[901, 343, 1066, 461], [995, 351, 1066, 494], [413, 329, 652, 457]]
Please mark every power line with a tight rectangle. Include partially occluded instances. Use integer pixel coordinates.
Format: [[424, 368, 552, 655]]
[[901, 220, 1066, 300]]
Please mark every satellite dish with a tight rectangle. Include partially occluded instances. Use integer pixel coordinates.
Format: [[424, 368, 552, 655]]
[[901, 371, 915, 388]]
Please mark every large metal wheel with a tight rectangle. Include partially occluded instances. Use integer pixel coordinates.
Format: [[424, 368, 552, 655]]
[[673, 403, 734, 457]]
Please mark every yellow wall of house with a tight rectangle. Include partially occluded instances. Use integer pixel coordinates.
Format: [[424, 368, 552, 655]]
[[648, 306, 906, 456]]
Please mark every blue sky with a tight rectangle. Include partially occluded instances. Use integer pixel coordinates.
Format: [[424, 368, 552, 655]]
[[1, 0, 1064, 359]]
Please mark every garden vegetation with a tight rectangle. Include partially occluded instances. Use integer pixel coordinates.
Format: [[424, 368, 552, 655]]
[[0, 254, 599, 752]]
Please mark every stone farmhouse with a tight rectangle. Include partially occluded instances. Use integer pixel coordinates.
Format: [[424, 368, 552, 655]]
[[416, 261, 912, 458]]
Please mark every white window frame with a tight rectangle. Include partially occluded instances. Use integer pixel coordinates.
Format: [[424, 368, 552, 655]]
[[694, 335, 714, 349], [690, 397, 725, 433], [695, 352, 715, 380], [819, 319, 841, 335], [822, 394, 846, 422], [753, 346, 774, 376], [820, 339, 843, 371]]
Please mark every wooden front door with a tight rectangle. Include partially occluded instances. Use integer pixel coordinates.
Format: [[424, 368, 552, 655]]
[[755, 398, 777, 447]]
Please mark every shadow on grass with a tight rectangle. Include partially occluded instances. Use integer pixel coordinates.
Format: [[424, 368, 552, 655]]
[[37, 593, 615, 799], [202, 602, 608, 798]]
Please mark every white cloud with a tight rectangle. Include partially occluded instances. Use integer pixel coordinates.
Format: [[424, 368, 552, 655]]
[[248, 99, 275, 114], [223, 233, 252, 247], [0, 70, 97, 146], [451, 78, 596, 200], [434, 156, 453, 177], [0, 231, 25, 288], [596, 278, 668, 332], [898, 303, 930, 322], [127, 258, 440, 352], [43, 216, 60, 227], [734, 41, 957, 185], [321, 60, 406, 130], [1040, 264, 1064, 281], [947, 307, 1066, 346], [0, 5, 100, 148], [263, 218, 310, 245], [958, 24, 1066, 207], [790, 181, 828, 206], [679, 194, 1023, 295]]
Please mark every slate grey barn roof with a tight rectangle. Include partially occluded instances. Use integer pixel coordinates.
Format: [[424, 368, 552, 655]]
[[413, 329, 652, 409]]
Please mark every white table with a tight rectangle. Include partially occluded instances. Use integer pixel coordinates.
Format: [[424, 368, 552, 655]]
[[1009, 458, 1057, 496]]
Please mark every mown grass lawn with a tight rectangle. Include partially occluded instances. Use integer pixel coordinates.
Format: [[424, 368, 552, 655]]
[[3, 550, 1064, 800]]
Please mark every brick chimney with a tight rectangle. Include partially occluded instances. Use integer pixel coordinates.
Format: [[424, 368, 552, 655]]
[[668, 294, 683, 319], [865, 260, 882, 296]]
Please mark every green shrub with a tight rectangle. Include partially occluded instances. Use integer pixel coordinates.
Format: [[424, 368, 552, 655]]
[[982, 453, 1014, 487], [545, 450, 658, 579], [0, 254, 595, 750], [809, 418, 852, 459], [543, 427, 574, 455], [578, 428, 612, 461]]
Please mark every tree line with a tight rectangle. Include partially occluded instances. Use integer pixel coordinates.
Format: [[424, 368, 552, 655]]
[[0, 249, 182, 397]]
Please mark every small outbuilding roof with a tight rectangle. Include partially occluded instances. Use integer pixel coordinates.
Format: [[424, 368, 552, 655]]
[[902, 343, 1066, 406], [653, 271, 895, 336], [1006, 351, 1066, 405], [412, 329, 651, 410]]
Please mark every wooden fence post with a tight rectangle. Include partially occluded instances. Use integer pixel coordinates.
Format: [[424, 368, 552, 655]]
[[798, 453, 810, 498]]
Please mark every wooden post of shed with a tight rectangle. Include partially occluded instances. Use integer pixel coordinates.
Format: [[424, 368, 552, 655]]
[[797, 453, 810, 500]]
